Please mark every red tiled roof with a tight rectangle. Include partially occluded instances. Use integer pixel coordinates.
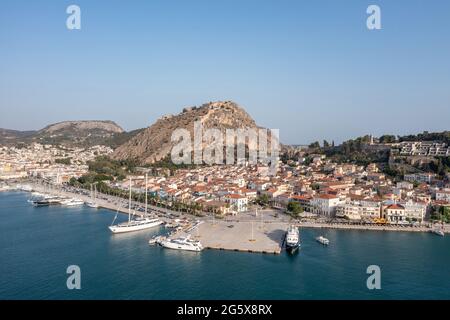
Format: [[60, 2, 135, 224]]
[[290, 195, 312, 201], [226, 194, 246, 199], [386, 204, 405, 210]]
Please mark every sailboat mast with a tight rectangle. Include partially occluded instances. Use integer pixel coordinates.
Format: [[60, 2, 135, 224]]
[[145, 173, 148, 218], [128, 177, 132, 223]]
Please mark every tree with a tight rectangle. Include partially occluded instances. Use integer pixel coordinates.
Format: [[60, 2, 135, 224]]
[[379, 135, 396, 144], [311, 183, 320, 191], [323, 140, 330, 148], [439, 206, 450, 223], [257, 194, 269, 207], [69, 177, 79, 186], [287, 201, 303, 215], [55, 158, 72, 165], [309, 141, 320, 149]]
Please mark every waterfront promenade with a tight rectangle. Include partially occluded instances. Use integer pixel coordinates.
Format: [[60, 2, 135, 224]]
[[300, 221, 448, 233], [6, 181, 448, 252]]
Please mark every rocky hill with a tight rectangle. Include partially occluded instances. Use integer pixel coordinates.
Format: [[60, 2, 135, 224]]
[[0, 121, 127, 147], [112, 101, 276, 164], [39, 120, 123, 135]]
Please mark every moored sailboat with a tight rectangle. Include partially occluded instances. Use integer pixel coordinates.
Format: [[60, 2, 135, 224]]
[[86, 184, 99, 208], [109, 175, 163, 234]]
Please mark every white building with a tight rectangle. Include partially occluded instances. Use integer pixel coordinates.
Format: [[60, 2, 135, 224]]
[[225, 194, 248, 214], [403, 201, 427, 222], [310, 194, 343, 216], [436, 190, 450, 203], [384, 204, 407, 224], [397, 181, 414, 190], [384, 201, 427, 223], [404, 173, 435, 184], [336, 201, 381, 220]]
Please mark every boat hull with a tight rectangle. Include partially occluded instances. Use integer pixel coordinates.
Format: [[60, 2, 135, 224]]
[[286, 243, 300, 254], [160, 241, 203, 252], [109, 220, 163, 234]]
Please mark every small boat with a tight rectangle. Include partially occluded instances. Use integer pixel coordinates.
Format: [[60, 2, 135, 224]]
[[148, 236, 164, 245], [86, 202, 99, 209], [164, 222, 178, 228], [316, 236, 330, 245], [431, 229, 445, 237]]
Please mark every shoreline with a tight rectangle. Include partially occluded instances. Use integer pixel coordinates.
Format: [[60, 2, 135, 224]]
[[299, 222, 442, 233], [3, 183, 449, 236]]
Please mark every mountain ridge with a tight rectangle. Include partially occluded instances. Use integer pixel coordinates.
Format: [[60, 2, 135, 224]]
[[0, 120, 129, 147]]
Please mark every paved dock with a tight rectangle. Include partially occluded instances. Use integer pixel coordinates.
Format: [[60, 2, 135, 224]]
[[180, 220, 286, 254]]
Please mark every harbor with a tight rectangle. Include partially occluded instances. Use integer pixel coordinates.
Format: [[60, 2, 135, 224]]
[[5, 182, 448, 257], [31, 188, 287, 254], [12, 182, 289, 254], [2, 191, 450, 300]]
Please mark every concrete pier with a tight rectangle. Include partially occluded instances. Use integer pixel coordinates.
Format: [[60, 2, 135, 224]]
[[179, 221, 286, 254]]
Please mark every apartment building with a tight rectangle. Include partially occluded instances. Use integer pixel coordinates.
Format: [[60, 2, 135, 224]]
[[310, 194, 343, 216]]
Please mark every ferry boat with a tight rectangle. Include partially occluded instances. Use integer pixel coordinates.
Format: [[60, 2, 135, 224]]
[[159, 235, 203, 252], [316, 236, 330, 245], [109, 175, 163, 234], [285, 225, 300, 254]]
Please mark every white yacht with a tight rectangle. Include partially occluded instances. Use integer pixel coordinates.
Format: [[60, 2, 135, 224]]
[[109, 175, 163, 234], [109, 217, 163, 233], [159, 235, 203, 252], [285, 225, 300, 254], [316, 236, 330, 245]]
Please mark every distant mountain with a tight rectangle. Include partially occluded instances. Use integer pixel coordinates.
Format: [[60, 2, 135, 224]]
[[0, 120, 132, 147], [112, 101, 276, 164], [0, 128, 36, 142], [34, 120, 124, 146]]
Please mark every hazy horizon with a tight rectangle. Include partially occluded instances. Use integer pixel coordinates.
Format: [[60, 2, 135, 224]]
[[1, 0, 450, 145]]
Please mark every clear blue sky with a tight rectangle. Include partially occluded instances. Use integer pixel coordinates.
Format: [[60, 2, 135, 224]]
[[1, 0, 449, 144]]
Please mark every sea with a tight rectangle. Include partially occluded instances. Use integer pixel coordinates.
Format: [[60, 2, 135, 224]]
[[1, 192, 449, 300]]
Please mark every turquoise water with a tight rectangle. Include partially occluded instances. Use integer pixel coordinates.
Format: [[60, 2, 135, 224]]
[[1, 192, 449, 300]]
